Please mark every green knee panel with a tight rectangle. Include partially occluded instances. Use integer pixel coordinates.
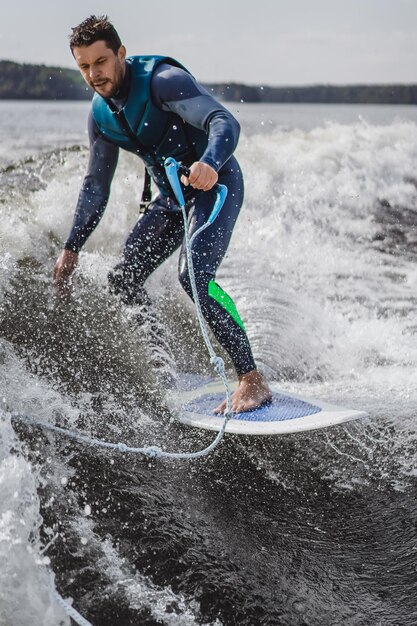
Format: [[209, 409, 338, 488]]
[[208, 280, 246, 332]]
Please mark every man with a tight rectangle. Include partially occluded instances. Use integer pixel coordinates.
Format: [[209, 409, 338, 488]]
[[53, 15, 271, 414]]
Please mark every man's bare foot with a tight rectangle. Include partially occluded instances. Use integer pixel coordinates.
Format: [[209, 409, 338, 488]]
[[213, 369, 272, 414]]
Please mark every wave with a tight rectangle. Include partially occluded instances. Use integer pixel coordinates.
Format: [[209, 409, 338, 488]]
[[2, 119, 417, 624]]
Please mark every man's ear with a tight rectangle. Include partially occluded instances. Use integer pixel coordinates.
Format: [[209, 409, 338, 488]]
[[118, 45, 126, 63]]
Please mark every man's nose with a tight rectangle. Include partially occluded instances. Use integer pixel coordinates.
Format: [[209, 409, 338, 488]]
[[89, 66, 100, 80]]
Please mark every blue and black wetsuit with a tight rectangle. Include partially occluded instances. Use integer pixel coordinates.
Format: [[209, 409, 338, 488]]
[[64, 56, 256, 376]]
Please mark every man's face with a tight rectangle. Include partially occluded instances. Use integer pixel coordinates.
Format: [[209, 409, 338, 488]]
[[73, 40, 126, 98]]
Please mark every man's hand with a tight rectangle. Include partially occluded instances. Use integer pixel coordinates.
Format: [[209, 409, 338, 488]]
[[181, 161, 218, 191], [53, 249, 79, 299]]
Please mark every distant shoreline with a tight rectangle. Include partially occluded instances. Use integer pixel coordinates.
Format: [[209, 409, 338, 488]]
[[1, 60, 416, 104]]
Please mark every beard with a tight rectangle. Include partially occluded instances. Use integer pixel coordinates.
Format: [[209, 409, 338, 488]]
[[92, 63, 125, 99], [93, 80, 117, 98]]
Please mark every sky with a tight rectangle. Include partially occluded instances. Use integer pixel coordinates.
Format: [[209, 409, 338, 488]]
[[0, 0, 416, 86]]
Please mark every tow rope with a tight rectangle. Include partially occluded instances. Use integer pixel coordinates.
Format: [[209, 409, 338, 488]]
[[12, 158, 233, 460]]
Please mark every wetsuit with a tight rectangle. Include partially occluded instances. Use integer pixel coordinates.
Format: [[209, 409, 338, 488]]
[[64, 58, 256, 376]]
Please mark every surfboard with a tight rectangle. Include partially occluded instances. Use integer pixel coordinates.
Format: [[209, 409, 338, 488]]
[[175, 382, 368, 435]]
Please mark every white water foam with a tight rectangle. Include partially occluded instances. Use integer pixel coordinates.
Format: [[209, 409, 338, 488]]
[[225, 121, 417, 385], [0, 345, 70, 626]]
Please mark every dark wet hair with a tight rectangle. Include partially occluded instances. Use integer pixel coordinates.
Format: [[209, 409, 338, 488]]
[[69, 15, 122, 54]]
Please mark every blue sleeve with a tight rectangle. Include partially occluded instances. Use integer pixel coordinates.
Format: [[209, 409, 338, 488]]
[[151, 64, 240, 172], [64, 112, 119, 252]]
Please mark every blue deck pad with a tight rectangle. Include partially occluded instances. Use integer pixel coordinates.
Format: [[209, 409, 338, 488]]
[[185, 392, 322, 422]]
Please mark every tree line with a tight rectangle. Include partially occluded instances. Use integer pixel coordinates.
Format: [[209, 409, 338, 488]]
[[1, 60, 416, 104], [206, 83, 417, 105], [0, 61, 90, 99]]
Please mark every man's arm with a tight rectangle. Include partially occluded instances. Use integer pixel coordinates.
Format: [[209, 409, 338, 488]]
[[65, 112, 119, 252], [152, 64, 240, 190], [54, 113, 119, 298]]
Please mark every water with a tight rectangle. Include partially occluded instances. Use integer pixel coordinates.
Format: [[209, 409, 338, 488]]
[[1, 100, 417, 625]]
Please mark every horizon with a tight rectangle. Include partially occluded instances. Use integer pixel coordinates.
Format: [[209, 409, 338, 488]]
[[0, 0, 416, 86], [0, 58, 416, 91]]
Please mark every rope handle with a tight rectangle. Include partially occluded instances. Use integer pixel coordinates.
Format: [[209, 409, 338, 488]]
[[164, 157, 228, 224], [178, 163, 191, 178]]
